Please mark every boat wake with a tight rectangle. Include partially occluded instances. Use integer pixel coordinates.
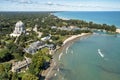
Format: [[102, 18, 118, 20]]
[[59, 52, 63, 61], [98, 49, 104, 58]]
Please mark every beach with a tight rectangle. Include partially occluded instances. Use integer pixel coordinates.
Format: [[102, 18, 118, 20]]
[[42, 33, 92, 80], [116, 29, 120, 33], [63, 33, 91, 46]]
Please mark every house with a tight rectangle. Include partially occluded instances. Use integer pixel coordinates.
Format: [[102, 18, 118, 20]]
[[51, 26, 57, 29], [45, 44, 56, 50], [41, 34, 51, 41], [58, 26, 70, 31], [33, 24, 38, 32], [24, 41, 45, 54], [72, 27, 80, 31], [12, 58, 31, 72]]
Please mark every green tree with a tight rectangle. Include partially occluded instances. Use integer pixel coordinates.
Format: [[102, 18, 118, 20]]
[[0, 48, 13, 62], [22, 73, 38, 80], [29, 52, 45, 75], [11, 73, 18, 80], [0, 63, 11, 80]]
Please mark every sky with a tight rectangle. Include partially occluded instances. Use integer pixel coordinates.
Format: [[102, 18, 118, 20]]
[[0, 0, 120, 11]]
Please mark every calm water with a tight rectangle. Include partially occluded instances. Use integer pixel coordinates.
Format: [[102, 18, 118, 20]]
[[53, 34, 120, 80], [54, 11, 120, 27], [52, 12, 120, 80]]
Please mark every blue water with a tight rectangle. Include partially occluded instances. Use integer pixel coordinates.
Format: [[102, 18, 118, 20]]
[[52, 12, 120, 80], [54, 11, 120, 27], [53, 34, 120, 80]]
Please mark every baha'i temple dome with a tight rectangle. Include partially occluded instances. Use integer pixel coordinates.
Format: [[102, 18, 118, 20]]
[[10, 21, 25, 37]]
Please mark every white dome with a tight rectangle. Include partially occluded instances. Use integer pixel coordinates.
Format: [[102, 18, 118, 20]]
[[15, 21, 24, 28]]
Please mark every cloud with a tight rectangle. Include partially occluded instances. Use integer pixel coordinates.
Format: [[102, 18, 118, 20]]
[[2, 0, 120, 11], [45, 2, 120, 10], [4, 0, 33, 4]]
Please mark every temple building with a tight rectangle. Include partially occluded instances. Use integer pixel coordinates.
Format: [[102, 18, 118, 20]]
[[10, 21, 25, 37]]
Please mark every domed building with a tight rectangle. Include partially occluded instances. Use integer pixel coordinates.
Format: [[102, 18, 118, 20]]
[[10, 21, 25, 37]]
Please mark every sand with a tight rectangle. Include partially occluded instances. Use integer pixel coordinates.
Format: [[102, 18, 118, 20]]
[[63, 33, 90, 46], [116, 29, 120, 33]]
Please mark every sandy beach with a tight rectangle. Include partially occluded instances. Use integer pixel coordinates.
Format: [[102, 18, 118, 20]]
[[42, 33, 91, 80], [63, 33, 91, 46], [116, 29, 120, 33]]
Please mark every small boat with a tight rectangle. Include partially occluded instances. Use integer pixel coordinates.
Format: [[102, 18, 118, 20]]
[[98, 49, 104, 58]]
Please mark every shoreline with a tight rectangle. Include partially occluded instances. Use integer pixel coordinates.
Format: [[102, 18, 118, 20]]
[[43, 33, 92, 80], [62, 33, 91, 46]]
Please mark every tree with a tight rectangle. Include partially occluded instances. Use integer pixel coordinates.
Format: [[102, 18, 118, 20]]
[[0, 48, 13, 62], [0, 63, 11, 80], [11, 73, 18, 80], [22, 73, 38, 80], [29, 52, 45, 75]]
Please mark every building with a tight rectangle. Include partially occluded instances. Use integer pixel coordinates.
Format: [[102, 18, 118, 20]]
[[41, 34, 51, 41], [10, 21, 25, 37], [12, 58, 31, 72], [41, 36, 51, 41], [51, 26, 57, 29], [33, 24, 38, 32], [24, 41, 45, 54], [46, 44, 56, 50]]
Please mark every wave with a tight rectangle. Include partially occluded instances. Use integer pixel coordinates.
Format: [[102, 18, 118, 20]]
[[66, 46, 69, 54], [71, 50, 73, 54], [54, 73, 57, 76], [98, 49, 104, 58], [59, 52, 63, 61]]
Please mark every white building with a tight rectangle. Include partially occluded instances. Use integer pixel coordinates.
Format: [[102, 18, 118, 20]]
[[41, 34, 51, 41], [33, 24, 38, 32], [10, 21, 25, 37]]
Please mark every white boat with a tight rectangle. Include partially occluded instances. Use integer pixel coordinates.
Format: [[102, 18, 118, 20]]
[[98, 49, 104, 58]]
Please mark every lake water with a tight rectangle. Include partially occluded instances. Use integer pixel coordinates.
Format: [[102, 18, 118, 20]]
[[54, 11, 120, 27], [52, 12, 120, 80]]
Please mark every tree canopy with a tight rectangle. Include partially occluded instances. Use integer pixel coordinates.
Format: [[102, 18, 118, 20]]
[[22, 73, 39, 80]]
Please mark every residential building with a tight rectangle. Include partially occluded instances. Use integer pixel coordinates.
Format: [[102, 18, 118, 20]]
[[24, 41, 45, 54], [12, 58, 31, 72]]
